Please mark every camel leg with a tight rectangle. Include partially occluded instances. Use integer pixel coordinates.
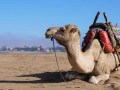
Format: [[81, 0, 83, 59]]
[[89, 74, 109, 84], [65, 71, 88, 80]]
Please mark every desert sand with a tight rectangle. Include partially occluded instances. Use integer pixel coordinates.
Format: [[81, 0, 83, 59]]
[[0, 52, 120, 90]]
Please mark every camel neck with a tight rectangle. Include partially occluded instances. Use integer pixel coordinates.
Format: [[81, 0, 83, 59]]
[[65, 39, 81, 58], [64, 37, 94, 74]]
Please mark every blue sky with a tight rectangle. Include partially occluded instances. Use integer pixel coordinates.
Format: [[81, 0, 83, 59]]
[[0, 0, 120, 47]]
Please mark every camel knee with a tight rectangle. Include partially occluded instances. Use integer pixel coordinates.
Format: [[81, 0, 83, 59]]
[[97, 74, 109, 81], [89, 74, 109, 84], [89, 76, 99, 84], [103, 74, 109, 80]]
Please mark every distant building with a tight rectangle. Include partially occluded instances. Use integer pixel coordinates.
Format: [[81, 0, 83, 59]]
[[0, 45, 65, 52], [45, 49, 50, 52]]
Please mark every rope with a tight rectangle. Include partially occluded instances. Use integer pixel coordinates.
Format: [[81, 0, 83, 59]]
[[52, 38, 67, 83], [114, 50, 120, 68], [113, 53, 119, 71]]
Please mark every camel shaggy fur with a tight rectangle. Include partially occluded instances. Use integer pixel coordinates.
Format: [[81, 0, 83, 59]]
[[45, 24, 119, 84]]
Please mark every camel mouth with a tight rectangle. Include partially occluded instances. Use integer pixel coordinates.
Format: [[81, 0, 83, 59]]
[[45, 34, 54, 39]]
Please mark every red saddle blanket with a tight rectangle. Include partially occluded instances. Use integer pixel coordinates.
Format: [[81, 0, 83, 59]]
[[82, 28, 114, 53]]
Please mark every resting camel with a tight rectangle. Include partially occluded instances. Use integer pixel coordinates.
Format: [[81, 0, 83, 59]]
[[45, 24, 119, 84]]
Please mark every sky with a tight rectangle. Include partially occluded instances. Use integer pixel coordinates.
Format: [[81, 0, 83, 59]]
[[0, 0, 120, 47]]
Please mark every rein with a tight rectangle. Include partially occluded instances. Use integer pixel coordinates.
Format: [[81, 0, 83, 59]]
[[51, 38, 67, 83]]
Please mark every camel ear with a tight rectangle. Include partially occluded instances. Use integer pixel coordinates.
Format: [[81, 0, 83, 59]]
[[60, 27, 65, 30], [70, 28, 77, 33]]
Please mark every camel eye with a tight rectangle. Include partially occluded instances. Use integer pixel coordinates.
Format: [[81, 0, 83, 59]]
[[60, 27, 65, 32]]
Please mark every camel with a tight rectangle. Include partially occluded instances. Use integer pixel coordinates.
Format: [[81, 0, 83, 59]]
[[45, 24, 119, 84]]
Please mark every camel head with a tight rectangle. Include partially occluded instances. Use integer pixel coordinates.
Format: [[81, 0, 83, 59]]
[[45, 27, 60, 38], [45, 24, 81, 46]]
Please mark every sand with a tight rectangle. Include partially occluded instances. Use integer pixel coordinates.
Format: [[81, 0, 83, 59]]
[[0, 52, 120, 90]]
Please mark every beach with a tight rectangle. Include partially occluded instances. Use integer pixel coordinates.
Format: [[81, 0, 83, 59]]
[[0, 52, 120, 90]]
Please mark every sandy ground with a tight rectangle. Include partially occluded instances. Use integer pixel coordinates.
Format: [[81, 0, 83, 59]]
[[0, 52, 120, 90]]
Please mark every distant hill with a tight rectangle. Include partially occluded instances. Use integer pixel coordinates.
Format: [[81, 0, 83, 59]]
[[0, 34, 54, 48]]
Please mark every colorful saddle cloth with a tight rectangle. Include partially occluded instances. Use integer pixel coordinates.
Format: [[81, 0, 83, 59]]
[[112, 26, 120, 40]]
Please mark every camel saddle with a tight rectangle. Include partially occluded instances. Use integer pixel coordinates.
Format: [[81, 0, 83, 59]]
[[82, 23, 120, 53]]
